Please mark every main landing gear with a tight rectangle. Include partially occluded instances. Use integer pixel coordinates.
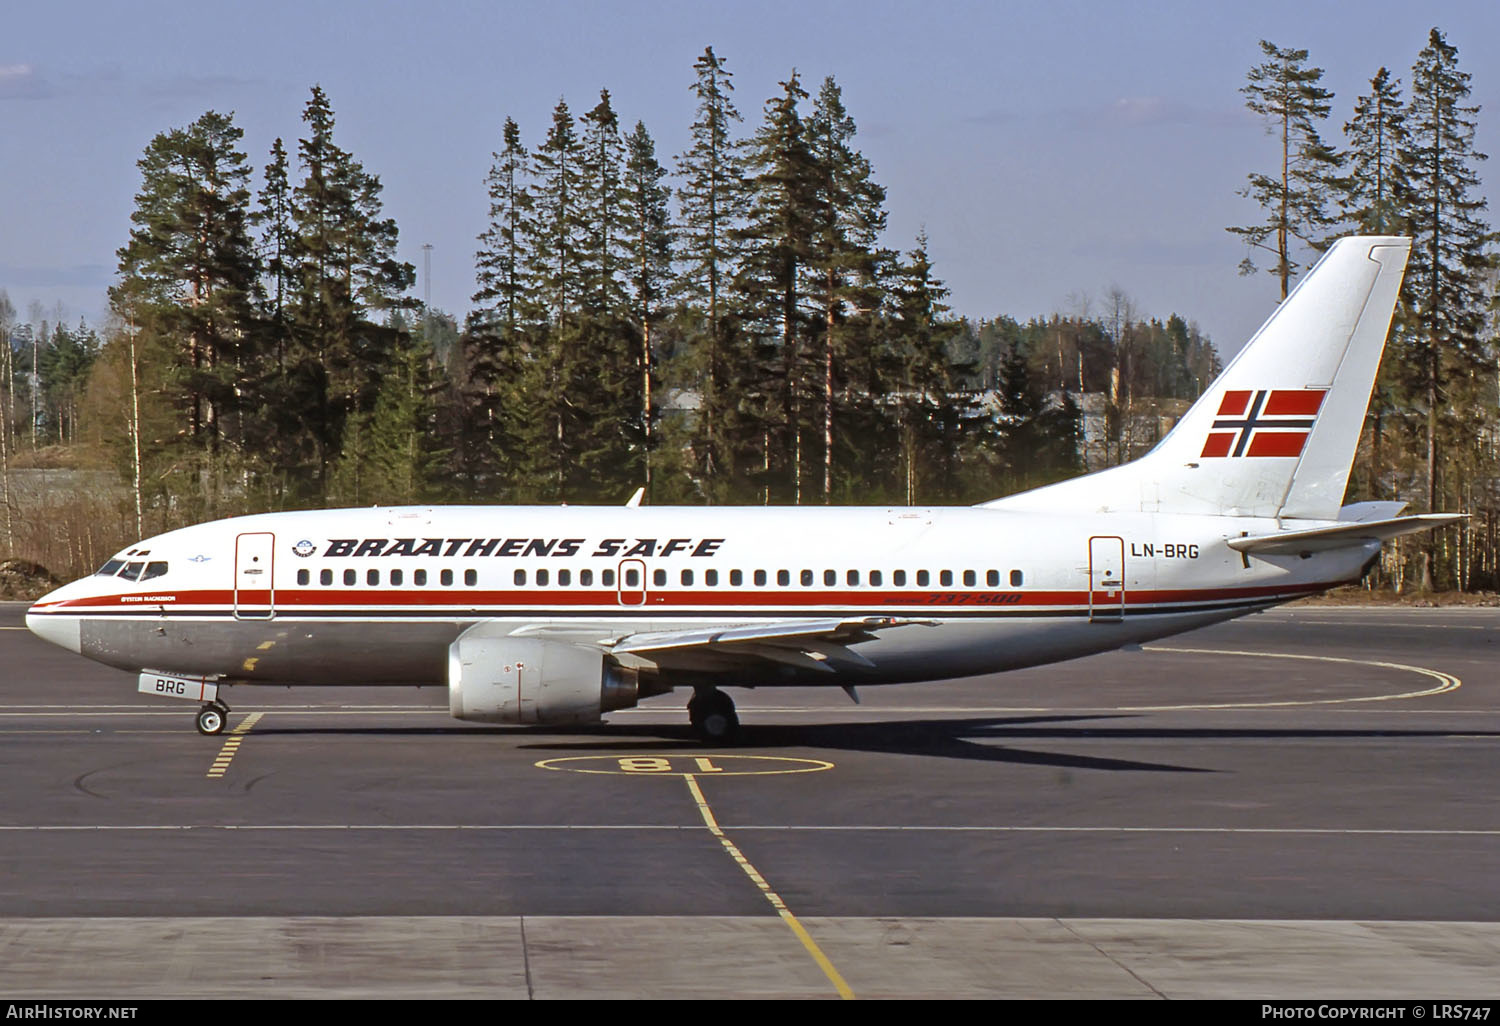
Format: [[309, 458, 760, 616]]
[[196, 700, 231, 736], [687, 688, 739, 744]]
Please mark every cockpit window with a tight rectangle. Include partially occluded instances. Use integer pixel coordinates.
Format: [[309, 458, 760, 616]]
[[141, 562, 168, 581], [119, 562, 145, 581], [97, 560, 125, 576]]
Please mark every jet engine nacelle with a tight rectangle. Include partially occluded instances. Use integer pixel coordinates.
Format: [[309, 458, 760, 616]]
[[447, 634, 641, 724]]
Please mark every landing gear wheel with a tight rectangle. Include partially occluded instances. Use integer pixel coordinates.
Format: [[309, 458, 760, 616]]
[[196, 703, 227, 736], [688, 689, 739, 744]]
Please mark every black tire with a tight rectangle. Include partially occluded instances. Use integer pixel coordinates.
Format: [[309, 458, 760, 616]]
[[692, 690, 739, 744], [196, 705, 226, 736]]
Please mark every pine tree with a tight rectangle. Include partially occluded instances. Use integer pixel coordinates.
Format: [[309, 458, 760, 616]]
[[110, 109, 261, 510], [805, 75, 887, 502], [1394, 29, 1494, 588], [524, 99, 588, 495], [995, 345, 1079, 493], [288, 85, 416, 495], [0, 290, 13, 552], [1338, 69, 1410, 514], [1228, 40, 1342, 299], [734, 71, 818, 503], [675, 46, 748, 496], [620, 121, 674, 498], [1339, 68, 1410, 234], [890, 232, 962, 503], [258, 138, 297, 369], [363, 326, 448, 505], [474, 117, 537, 335], [37, 320, 100, 444], [579, 90, 629, 317], [467, 117, 537, 497], [530, 98, 587, 329]]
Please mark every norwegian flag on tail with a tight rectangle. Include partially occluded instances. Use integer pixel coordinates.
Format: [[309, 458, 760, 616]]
[[1201, 389, 1327, 458]]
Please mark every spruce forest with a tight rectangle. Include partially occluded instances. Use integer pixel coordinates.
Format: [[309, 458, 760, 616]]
[[0, 34, 1494, 594]]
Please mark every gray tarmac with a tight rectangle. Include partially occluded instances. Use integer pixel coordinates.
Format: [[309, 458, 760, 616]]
[[1, 601, 1499, 998]]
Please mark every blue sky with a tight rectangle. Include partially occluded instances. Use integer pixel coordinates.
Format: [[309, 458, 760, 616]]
[[2, 0, 1497, 359]]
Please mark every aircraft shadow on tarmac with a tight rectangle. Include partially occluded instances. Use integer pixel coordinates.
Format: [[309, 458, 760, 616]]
[[246, 714, 1218, 774], [243, 715, 1500, 774]]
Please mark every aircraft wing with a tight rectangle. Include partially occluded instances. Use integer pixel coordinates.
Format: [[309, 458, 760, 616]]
[[1228, 514, 1465, 556], [601, 616, 938, 674]]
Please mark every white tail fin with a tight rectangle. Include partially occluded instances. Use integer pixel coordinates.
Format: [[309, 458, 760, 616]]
[[983, 236, 1411, 520]]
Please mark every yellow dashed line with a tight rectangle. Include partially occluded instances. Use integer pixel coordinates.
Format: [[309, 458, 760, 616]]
[[205, 711, 263, 778], [684, 774, 854, 1000]]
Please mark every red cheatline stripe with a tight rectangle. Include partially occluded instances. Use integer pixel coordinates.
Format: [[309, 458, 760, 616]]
[[33, 580, 1329, 613]]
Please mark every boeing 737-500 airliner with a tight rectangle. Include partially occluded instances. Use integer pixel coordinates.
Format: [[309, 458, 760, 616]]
[[27, 236, 1458, 741]]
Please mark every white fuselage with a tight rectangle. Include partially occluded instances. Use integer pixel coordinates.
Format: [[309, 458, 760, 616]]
[[26, 504, 1374, 691]]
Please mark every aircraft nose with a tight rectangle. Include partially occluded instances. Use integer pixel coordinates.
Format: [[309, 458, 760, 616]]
[[27, 587, 83, 654]]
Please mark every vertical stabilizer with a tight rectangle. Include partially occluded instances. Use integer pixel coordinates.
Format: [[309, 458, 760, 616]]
[[982, 236, 1410, 520]]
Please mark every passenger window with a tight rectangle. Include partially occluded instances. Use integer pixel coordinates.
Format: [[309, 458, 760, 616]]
[[730, 569, 743, 586], [559, 569, 571, 586], [800, 570, 813, 587], [893, 570, 906, 586], [870, 570, 882, 586], [602, 569, 615, 587], [465, 570, 478, 586], [142, 562, 168, 581], [705, 569, 718, 586], [391, 569, 403, 586], [653, 569, 667, 586], [367, 569, 380, 586], [297, 569, 310, 586], [343, 569, 356, 586], [987, 570, 999, 587], [824, 569, 836, 586], [441, 569, 454, 586], [625, 568, 639, 587], [1010, 569, 1024, 587], [321, 569, 333, 586], [940, 570, 952, 587], [536, 569, 548, 586], [963, 570, 976, 587], [415, 569, 427, 586], [778, 570, 790, 587], [581, 569, 594, 586], [514, 569, 526, 586], [754, 570, 767, 586], [681, 569, 694, 586], [917, 570, 930, 587], [847, 570, 859, 586]]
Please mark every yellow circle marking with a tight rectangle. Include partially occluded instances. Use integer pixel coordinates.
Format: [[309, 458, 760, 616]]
[[534, 754, 833, 777], [1138, 646, 1461, 709]]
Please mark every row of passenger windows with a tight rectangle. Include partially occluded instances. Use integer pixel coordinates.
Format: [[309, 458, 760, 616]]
[[298, 568, 477, 587], [295, 567, 1026, 588]]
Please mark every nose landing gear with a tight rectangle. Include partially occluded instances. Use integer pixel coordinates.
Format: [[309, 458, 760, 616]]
[[687, 688, 739, 744], [196, 700, 231, 736]]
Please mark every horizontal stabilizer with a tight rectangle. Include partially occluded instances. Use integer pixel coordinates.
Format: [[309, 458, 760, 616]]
[[1227, 514, 1465, 556]]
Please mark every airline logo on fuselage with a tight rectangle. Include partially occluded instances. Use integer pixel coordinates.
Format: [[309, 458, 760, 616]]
[[1201, 389, 1326, 458], [319, 537, 726, 559]]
